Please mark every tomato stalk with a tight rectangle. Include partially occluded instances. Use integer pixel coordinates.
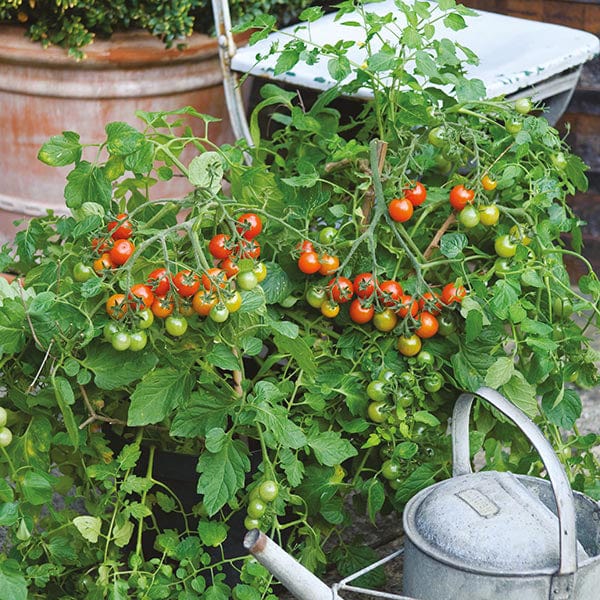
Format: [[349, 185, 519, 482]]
[[135, 443, 155, 559]]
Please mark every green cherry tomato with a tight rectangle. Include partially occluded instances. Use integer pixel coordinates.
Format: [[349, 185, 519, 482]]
[[397, 334, 422, 357], [0, 427, 13, 447], [505, 117, 523, 135], [137, 308, 154, 330], [367, 401, 387, 423], [0, 407, 7, 428], [318, 226, 338, 245], [458, 205, 480, 229], [381, 460, 401, 480], [209, 303, 230, 323], [247, 498, 267, 519], [378, 369, 395, 383], [553, 297, 574, 319], [495, 234, 517, 258], [129, 330, 148, 352], [306, 286, 326, 309], [396, 390, 414, 408], [551, 152, 568, 171], [424, 372, 444, 393], [515, 98, 533, 115], [258, 480, 279, 502], [111, 331, 131, 352], [165, 315, 188, 336], [73, 262, 95, 282], [237, 270, 258, 291], [103, 321, 120, 342], [428, 126, 447, 148], [494, 257, 513, 278], [253, 262, 268, 283], [437, 314, 456, 337], [416, 350, 435, 367], [479, 204, 500, 227], [367, 380, 388, 402], [244, 516, 261, 530]]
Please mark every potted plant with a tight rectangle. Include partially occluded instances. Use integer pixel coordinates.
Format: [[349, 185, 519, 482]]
[[0, 2, 599, 598], [0, 0, 312, 241]]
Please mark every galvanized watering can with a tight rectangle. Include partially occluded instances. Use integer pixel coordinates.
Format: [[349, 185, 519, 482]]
[[244, 387, 600, 600]]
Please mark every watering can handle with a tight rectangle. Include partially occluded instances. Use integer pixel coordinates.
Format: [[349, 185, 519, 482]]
[[452, 386, 578, 579]]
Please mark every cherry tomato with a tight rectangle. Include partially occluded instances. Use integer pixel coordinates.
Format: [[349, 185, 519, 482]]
[[108, 213, 133, 240], [147, 267, 170, 296], [209, 303, 230, 323], [437, 314, 456, 336], [441, 282, 466, 305], [220, 257, 240, 278], [373, 308, 398, 332], [551, 152, 568, 171], [208, 234, 232, 260], [178, 299, 196, 317], [458, 205, 480, 229], [236, 213, 262, 240], [247, 498, 267, 519], [91, 237, 111, 254], [318, 253, 339, 276], [306, 286, 326, 309], [128, 283, 154, 310], [329, 277, 354, 304], [428, 126, 448, 147], [109, 239, 135, 266], [515, 97, 533, 115], [349, 298, 374, 324], [424, 372, 444, 393], [388, 197, 414, 223], [173, 270, 201, 297], [244, 516, 261, 531], [297, 240, 314, 253], [129, 330, 148, 352], [397, 294, 418, 318], [237, 270, 258, 291], [258, 480, 279, 502], [479, 204, 500, 226], [151, 296, 174, 319], [418, 291, 442, 316], [481, 174, 498, 191], [253, 262, 268, 283], [93, 253, 114, 274], [367, 401, 387, 424], [494, 257, 513, 278], [321, 300, 340, 318], [298, 251, 321, 274], [378, 280, 403, 307], [404, 181, 427, 207], [137, 308, 154, 329], [553, 296, 574, 319], [192, 291, 217, 317], [0, 407, 7, 428], [165, 315, 188, 336], [415, 311, 439, 338], [73, 262, 94, 282], [0, 427, 13, 447], [103, 321, 120, 342], [111, 331, 131, 352], [494, 234, 517, 258], [505, 117, 523, 134], [397, 334, 422, 357], [353, 272, 376, 299], [381, 460, 401, 480], [106, 293, 127, 320], [367, 380, 388, 402], [509, 225, 531, 246], [237, 239, 261, 260], [224, 290, 243, 313], [318, 226, 338, 245], [449, 184, 475, 211], [416, 350, 435, 367]]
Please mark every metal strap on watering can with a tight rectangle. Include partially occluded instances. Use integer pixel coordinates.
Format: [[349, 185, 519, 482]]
[[451, 386, 578, 600]]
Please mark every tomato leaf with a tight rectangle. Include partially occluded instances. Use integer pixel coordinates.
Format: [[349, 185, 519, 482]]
[[170, 391, 233, 438], [440, 232, 467, 258], [501, 372, 538, 417], [367, 478, 385, 523], [188, 152, 223, 194], [307, 430, 357, 466], [260, 262, 293, 304], [196, 438, 250, 516], [53, 376, 80, 448], [331, 544, 385, 589], [279, 448, 305, 487], [105, 122, 145, 156], [485, 356, 515, 389], [0, 298, 27, 358], [394, 464, 437, 504], [0, 559, 27, 600], [206, 344, 240, 371], [273, 332, 317, 378], [84, 345, 157, 390], [542, 388, 581, 429], [37, 131, 82, 166], [64, 161, 112, 210], [72, 516, 102, 544], [198, 520, 229, 547]]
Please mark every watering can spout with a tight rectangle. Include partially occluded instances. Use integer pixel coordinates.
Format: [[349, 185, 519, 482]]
[[244, 529, 344, 600]]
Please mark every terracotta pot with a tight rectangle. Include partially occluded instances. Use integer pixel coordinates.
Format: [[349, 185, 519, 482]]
[[0, 27, 248, 241]]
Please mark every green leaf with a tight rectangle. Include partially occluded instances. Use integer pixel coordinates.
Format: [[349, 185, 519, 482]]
[[188, 152, 223, 194], [22, 470, 53, 505], [0, 479, 14, 503], [197, 438, 250, 516], [273, 333, 317, 378], [332, 544, 385, 589], [170, 391, 232, 438], [415, 50, 440, 79], [274, 47, 301, 76], [279, 448, 305, 487], [53, 376, 80, 448], [117, 444, 141, 470], [105, 122, 145, 156], [0, 559, 27, 600], [490, 279, 519, 319], [128, 368, 191, 426], [268, 320, 299, 339], [0, 298, 27, 357], [64, 161, 112, 210], [542, 388, 581, 429], [197, 520, 228, 547], [367, 48, 397, 72], [127, 502, 152, 519], [0, 502, 19, 526], [156, 491, 176, 513], [454, 77, 486, 102], [485, 356, 515, 389], [84, 345, 157, 390], [501, 372, 538, 417], [307, 430, 357, 466], [260, 262, 293, 304], [73, 516, 102, 543], [206, 344, 240, 371], [395, 464, 437, 504], [113, 520, 134, 548], [440, 232, 467, 258], [251, 399, 307, 450], [37, 131, 82, 166], [367, 478, 385, 523], [413, 411, 441, 427], [328, 56, 352, 81], [444, 13, 467, 31]]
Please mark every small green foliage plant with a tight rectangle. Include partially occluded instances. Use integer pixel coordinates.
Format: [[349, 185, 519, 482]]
[[0, 1, 599, 597]]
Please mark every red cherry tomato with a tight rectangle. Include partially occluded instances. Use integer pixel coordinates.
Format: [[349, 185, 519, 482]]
[[397, 294, 418, 318], [93, 253, 114, 274], [297, 240, 314, 253], [109, 239, 135, 266], [202, 267, 228, 292], [441, 282, 467, 305], [415, 311, 439, 338], [418, 291, 442, 316], [236, 213, 262, 240], [151, 296, 174, 319], [208, 234, 232, 260], [219, 257, 240, 278], [378, 280, 403, 307], [128, 283, 154, 310], [329, 277, 354, 304], [236, 238, 261, 260], [349, 298, 375, 324], [404, 182, 427, 207], [147, 267, 170, 297], [106, 293, 127, 320], [388, 197, 414, 223], [298, 251, 321, 274], [92, 237, 112, 254], [449, 184, 475, 211], [108, 213, 133, 240], [173, 270, 200, 297], [318, 253, 339, 276], [353, 272, 376, 299], [192, 291, 218, 317]]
